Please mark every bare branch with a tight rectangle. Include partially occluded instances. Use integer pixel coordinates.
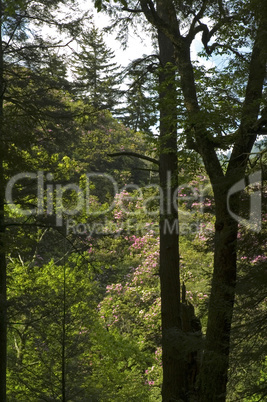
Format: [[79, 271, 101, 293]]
[[250, 109, 267, 134], [188, 0, 209, 41], [107, 151, 159, 165], [192, 17, 235, 55]]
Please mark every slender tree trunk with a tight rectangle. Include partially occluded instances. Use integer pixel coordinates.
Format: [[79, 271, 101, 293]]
[[0, 1, 7, 400], [157, 2, 186, 400], [158, 53, 184, 402]]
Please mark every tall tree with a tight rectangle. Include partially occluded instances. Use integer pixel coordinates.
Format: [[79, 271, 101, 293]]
[[119, 55, 158, 136], [71, 25, 122, 114], [94, 0, 267, 400]]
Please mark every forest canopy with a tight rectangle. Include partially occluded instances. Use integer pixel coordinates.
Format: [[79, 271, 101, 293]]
[[0, 1, 266, 401]]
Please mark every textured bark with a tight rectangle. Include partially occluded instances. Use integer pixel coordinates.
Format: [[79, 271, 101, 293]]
[[199, 186, 239, 401], [156, 2, 185, 400], [158, 26, 184, 402], [157, 2, 202, 400]]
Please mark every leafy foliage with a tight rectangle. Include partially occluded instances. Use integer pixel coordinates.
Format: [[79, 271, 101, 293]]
[[1, 1, 266, 401]]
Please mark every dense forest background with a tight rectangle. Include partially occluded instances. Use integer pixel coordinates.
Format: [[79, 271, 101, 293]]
[[0, 0, 266, 401]]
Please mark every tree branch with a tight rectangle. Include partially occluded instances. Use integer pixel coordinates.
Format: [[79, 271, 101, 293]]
[[132, 167, 159, 173], [251, 106, 267, 134], [192, 17, 234, 55], [107, 151, 159, 165], [188, 0, 209, 41], [121, 6, 142, 13]]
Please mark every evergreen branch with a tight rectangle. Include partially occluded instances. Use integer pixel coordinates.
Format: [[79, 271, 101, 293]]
[[5, 38, 74, 54], [3, 14, 25, 52]]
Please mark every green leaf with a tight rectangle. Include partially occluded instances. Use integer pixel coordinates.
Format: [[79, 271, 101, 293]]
[[94, 0, 103, 12]]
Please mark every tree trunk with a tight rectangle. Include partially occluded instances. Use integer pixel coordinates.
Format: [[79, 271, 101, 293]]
[[157, 7, 184, 402], [199, 185, 239, 401]]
